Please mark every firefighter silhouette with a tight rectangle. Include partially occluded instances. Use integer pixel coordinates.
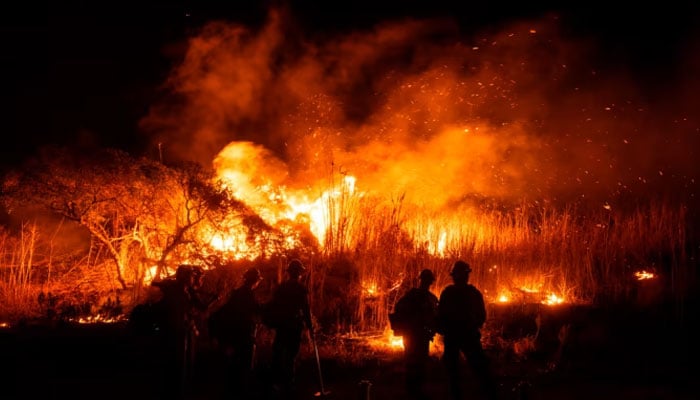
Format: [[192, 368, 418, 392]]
[[437, 260, 498, 400], [264, 259, 314, 396], [209, 267, 263, 398], [153, 264, 210, 399], [392, 268, 439, 400]]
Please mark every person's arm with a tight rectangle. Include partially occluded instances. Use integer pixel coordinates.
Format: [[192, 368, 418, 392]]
[[187, 286, 214, 312], [475, 290, 487, 328], [428, 294, 440, 337], [302, 290, 314, 332], [436, 290, 447, 335]]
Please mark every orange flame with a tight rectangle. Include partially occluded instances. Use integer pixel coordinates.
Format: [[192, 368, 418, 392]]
[[634, 270, 656, 280], [75, 315, 126, 324], [389, 334, 404, 349], [542, 293, 564, 305], [362, 280, 379, 298], [212, 141, 362, 251], [488, 274, 570, 305]]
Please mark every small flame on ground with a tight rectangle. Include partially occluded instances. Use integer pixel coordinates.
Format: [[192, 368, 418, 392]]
[[634, 270, 656, 280], [542, 293, 564, 305], [492, 282, 568, 306], [75, 315, 126, 324], [389, 335, 404, 349], [364, 330, 404, 352], [364, 330, 444, 356]]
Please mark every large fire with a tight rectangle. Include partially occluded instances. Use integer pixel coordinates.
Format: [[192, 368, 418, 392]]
[[133, 8, 692, 296], [213, 141, 358, 250], [208, 140, 574, 307], [0, 6, 694, 339]]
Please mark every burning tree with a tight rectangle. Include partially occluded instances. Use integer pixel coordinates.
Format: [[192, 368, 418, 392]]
[[0, 147, 317, 319]]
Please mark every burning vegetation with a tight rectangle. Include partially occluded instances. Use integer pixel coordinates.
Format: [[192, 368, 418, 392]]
[[0, 7, 696, 354]]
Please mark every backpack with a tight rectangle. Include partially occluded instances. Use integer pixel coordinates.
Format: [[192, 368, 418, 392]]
[[389, 290, 416, 336], [390, 288, 438, 338], [389, 311, 409, 336]]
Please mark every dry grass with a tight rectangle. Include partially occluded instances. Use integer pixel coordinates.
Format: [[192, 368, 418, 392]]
[[310, 194, 690, 332], [0, 223, 41, 320], [0, 193, 691, 333]]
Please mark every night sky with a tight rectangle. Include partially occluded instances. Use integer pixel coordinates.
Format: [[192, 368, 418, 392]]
[[1, 1, 698, 171]]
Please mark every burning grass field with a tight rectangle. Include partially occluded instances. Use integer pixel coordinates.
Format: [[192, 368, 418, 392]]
[[0, 172, 697, 399], [1, 6, 699, 398], [1, 181, 698, 399]]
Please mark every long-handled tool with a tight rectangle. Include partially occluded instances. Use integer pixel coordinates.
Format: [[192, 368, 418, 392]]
[[310, 331, 331, 397], [304, 266, 330, 397]]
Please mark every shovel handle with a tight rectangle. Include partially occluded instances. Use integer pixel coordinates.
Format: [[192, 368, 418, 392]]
[[310, 330, 327, 395]]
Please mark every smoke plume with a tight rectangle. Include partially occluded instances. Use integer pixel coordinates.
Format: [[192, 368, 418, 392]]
[[140, 7, 699, 211]]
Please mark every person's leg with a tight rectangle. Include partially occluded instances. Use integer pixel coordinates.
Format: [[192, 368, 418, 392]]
[[442, 336, 462, 400], [408, 338, 431, 399], [221, 344, 235, 400], [285, 329, 302, 390], [403, 335, 421, 394], [183, 328, 196, 395], [271, 331, 286, 389], [272, 328, 302, 394], [227, 337, 255, 398], [162, 331, 187, 400], [465, 338, 498, 400], [238, 339, 256, 395]]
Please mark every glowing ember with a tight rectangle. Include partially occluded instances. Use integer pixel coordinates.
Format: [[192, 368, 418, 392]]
[[497, 294, 509, 303], [634, 270, 656, 280], [0, 322, 9, 328]]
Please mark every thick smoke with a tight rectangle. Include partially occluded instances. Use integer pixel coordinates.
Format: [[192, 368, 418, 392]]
[[140, 8, 698, 210]]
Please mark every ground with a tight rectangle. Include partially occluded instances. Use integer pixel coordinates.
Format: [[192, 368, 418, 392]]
[[2, 303, 697, 400]]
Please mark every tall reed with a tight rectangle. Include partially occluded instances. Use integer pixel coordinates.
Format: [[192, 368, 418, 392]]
[[0, 223, 40, 319], [317, 190, 690, 332]]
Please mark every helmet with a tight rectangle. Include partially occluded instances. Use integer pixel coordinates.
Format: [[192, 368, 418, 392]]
[[450, 260, 472, 277], [418, 269, 435, 283], [175, 265, 194, 283], [286, 259, 305, 277], [176, 264, 204, 286], [243, 267, 262, 283]]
